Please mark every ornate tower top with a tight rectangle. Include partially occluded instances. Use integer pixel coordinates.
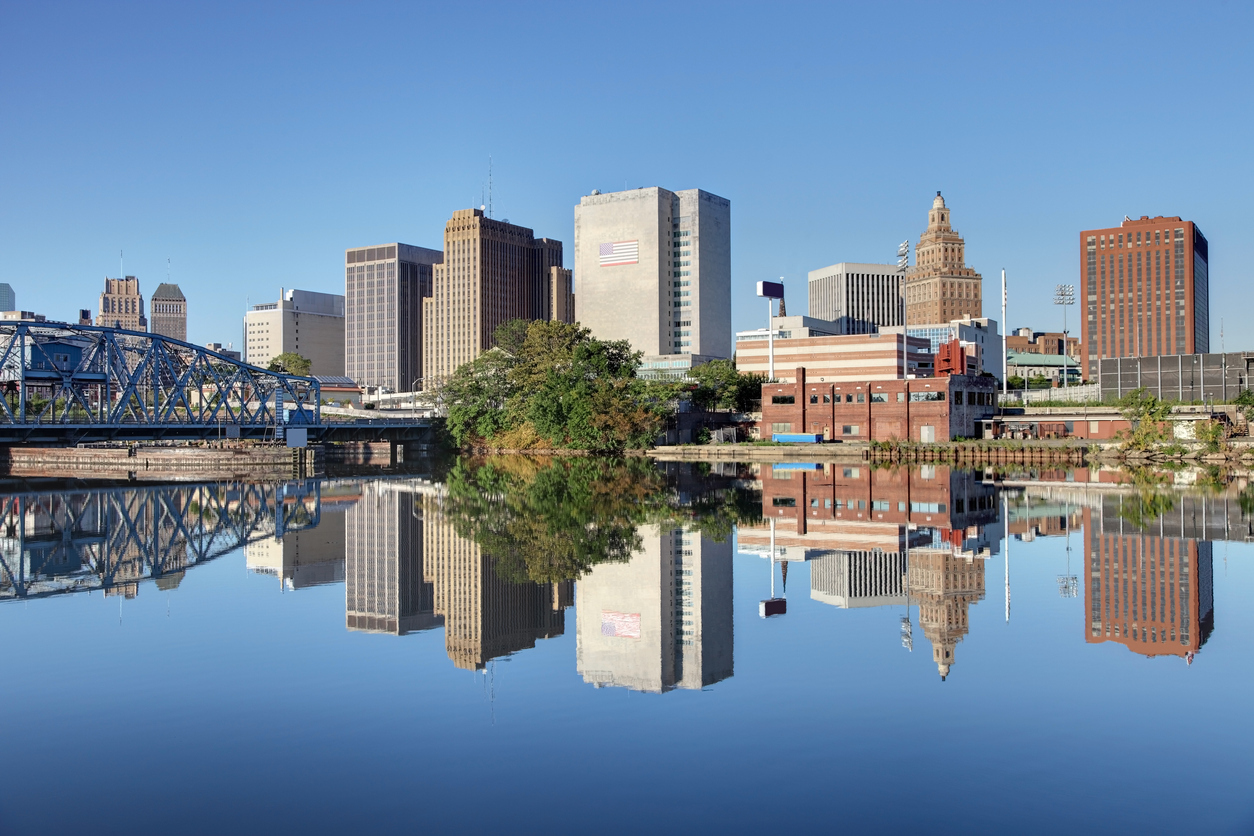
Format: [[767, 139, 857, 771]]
[[928, 191, 952, 232]]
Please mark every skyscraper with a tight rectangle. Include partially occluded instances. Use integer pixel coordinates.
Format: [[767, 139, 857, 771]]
[[150, 283, 187, 342], [903, 193, 983, 325], [0, 283, 15, 312], [346, 243, 443, 393], [575, 525, 733, 693], [1079, 216, 1209, 380], [574, 187, 731, 359], [421, 210, 564, 388], [808, 262, 904, 334], [96, 276, 146, 331]]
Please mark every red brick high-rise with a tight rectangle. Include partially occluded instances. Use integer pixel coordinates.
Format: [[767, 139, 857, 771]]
[[1080, 216, 1209, 381]]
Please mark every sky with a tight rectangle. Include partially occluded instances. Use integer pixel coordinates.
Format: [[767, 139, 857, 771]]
[[2, 0, 1252, 352]]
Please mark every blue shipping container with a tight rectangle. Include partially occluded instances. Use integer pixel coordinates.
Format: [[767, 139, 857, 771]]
[[772, 433, 823, 443]]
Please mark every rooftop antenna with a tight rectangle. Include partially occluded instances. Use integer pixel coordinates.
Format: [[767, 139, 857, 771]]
[[488, 155, 493, 219], [119, 250, 123, 280]]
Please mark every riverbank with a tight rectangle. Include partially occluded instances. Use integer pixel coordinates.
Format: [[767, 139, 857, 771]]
[[0, 440, 446, 481], [651, 440, 1091, 465]]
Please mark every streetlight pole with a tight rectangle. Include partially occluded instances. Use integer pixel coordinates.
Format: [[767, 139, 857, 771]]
[[1054, 284, 1075, 390]]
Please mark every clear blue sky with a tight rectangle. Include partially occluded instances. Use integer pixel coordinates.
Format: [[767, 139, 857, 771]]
[[2, 1, 1251, 351]]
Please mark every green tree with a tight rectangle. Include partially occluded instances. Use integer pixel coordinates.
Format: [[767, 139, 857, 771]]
[[492, 318, 531, 356], [440, 349, 518, 446], [688, 359, 767, 412], [267, 352, 312, 376], [1116, 387, 1173, 452]]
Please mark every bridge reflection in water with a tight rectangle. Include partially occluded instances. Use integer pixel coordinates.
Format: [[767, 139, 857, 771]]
[[0, 480, 321, 600]]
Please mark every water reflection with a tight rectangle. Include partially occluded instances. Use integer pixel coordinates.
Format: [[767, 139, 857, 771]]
[[0, 480, 321, 600], [743, 463, 1001, 678], [3, 461, 1250, 680], [576, 525, 733, 692]]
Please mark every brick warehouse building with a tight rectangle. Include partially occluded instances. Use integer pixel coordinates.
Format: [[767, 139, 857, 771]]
[[758, 368, 998, 442]]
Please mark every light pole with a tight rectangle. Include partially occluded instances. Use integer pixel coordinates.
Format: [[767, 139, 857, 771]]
[[411, 378, 423, 412], [1054, 284, 1075, 389], [756, 279, 785, 381]]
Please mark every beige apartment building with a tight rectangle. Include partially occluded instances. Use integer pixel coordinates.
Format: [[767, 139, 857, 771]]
[[345, 243, 443, 394], [244, 288, 345, 375], [422, 209, 565, 389], [903, 193, 983, 325], [150, 283, 187, 342], [96, 276, 147, 331]]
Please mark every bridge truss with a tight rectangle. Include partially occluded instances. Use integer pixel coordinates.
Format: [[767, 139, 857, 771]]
[[0, 322, 319, 432], [0, 480, 321, 601]]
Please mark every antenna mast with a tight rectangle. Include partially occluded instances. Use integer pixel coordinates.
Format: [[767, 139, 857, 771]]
[[488, 156, 493, 219]]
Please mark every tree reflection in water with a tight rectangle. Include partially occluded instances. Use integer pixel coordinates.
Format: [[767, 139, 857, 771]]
[[438, 456, 760, 584]]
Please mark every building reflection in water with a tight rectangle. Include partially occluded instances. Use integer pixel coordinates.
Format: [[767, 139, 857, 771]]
[[421, 492, 570, 671], [576, 525, 733, 693], [345, 480, 442, 635], [1015, 479, 1221, 663], [246, 482, 360, 590], [743, 463, 1000, 679], [1083, 500, 1215, 663]]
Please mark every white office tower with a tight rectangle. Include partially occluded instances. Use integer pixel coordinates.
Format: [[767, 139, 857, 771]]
[[576, 525, 732, 693], [808, 263, 905, 335], [574, 187, 731, 358]]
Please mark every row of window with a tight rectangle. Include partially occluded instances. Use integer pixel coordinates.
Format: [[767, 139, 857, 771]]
[[1096, 228, 1184, 249], [772, 496, 949, 513], [774, 390, 968, 405]]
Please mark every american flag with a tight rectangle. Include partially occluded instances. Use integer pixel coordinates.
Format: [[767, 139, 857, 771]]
[[599, 240, 639, 267], [601, 610, 641, 638]]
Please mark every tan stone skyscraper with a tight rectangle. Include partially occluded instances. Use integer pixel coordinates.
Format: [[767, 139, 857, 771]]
[[422, 209, 565, 388], [96, 276, 147, 331], [903, 193, 983, 325]]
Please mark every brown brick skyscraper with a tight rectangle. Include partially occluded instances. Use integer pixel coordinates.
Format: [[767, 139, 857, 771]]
[[903, 192, 983, 325], [1079, 216, 1209, 380]]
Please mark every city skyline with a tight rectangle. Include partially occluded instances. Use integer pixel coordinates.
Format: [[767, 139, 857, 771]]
[[3, 4, 1249, 355]]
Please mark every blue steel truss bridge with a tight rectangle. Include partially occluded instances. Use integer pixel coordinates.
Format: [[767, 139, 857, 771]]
[[0, 322, 434, 445], [0, 480, 322, 601]]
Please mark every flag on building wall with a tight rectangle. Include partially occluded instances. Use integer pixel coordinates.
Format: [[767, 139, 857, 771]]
[[601, 611, 641, 638], [599, 241, 639, 267]]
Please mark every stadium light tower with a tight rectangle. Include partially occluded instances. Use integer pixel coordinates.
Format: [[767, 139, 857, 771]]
[[1054, 284, 1075, 389]]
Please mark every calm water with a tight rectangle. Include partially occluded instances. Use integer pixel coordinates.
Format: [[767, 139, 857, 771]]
[[3, 460, 1254, 835]]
